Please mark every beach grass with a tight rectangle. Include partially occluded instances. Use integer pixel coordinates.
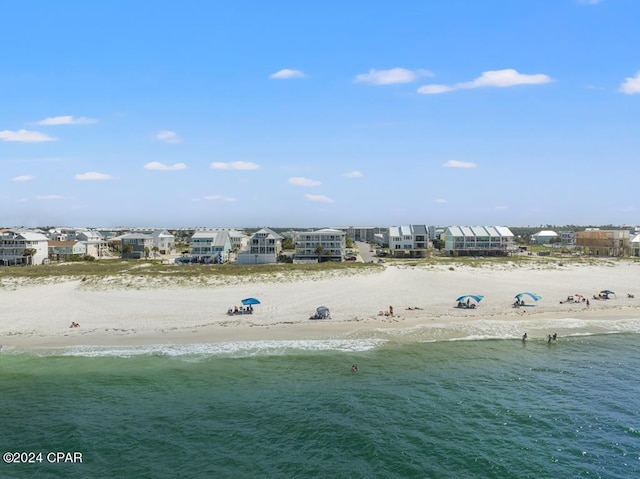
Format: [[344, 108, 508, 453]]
[[1, 256, 636, 290], [0, 260, 383, 288]]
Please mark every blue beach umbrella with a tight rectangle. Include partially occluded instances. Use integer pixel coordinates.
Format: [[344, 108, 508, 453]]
[[515, 292, 541, 301], [241, 297, 261, 306], [455, 295, 485, 303]]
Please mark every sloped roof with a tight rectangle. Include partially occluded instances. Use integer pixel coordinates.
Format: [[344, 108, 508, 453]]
[[446, 226, 514, 238], [533, 230, 558, 237]]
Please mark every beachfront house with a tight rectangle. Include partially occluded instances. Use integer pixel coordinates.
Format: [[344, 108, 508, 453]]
[[559, 230, 577, 246], [120, 233, 155, 259], [293, 228, 346, 263], [189, 230, 232, 263], [388, 225, 430, 258], [531, 230, 559, 245], [48, 240, 87, 260], [0, 230, 49, 266], [75, 230, 109, 258], [228, 229, 249, 253], [576, 229, 630, 256], [444, 226, 514, 256], [632, 234, 640, 257], [150, 229, 175, 255], [236, 227, 283, 264]]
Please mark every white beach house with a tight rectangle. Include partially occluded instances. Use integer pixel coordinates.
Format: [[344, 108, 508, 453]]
[[444, 226, 514, 256], [388, 225, 430, 258], [294, 228, 346, 263], [0, 230, 49, 265], [190, 230, 233, 263], [236, 227, 283, 264], [531, 230, 559, 245]]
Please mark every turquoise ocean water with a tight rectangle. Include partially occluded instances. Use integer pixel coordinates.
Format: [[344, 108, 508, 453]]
[[2, 328, 640, 478]]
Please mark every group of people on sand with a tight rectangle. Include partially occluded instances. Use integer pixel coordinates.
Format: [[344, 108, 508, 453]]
[[378, 305, 394, 317], [69, 321, 80, 328], [227, 305, 253, 315], [513, 298, 526, 308], [456, 299, 476, 309]]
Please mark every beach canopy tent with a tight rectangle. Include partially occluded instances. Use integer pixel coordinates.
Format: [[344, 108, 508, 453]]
[[455, 295, 484, 303], [515, 292, 541, 301], [310, 306, 331, 320], [241, 297, 261, 306], [599, 290, 616, 299]]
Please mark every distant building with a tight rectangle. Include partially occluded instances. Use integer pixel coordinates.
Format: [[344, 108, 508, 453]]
[[388, 225, 430, 258], [576, 229, 630, 256], [531, 230, 558, 245], [236, 227, 283, 264], [190, 231, 232, 263], [558, 231, 577, 246], [120, 233, 155, 260], [48, 241, 87, 260], [0, 230, 49, 265], [294, 228, 346, 263], [631, 234, 640, 257], [444, 226, 514, 256], [149, 229, 175, 255], [334, 226, 386, 243]]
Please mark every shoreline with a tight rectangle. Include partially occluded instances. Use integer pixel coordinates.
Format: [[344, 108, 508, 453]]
[[1, 262, 639, 351]]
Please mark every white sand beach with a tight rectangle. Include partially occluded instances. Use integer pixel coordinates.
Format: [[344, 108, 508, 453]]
[[1, 261, 639, 350]]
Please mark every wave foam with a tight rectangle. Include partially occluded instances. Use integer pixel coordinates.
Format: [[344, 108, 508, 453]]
[[36, 339, 388, 358]]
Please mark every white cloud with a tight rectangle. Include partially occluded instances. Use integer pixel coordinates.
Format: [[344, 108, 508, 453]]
[[36, 194, 64, 200], [435, 198, 447, 204], [495, 205, 508, 210], [35, 115, 97, 125], [443, 160, 477, 168], [354, 68, 433, 85], [619, 71, 640, 94], [203, 194, 237, 202], [418, 69, 553, 95], [342, 170, 363, 178], [269, 69, 306, 79], [305, 194, 334, 203], [210, 161, 260, 170], [289, 177, 321, 187], [417, 84, 456, 95], [461, 69, 553, 88], [12, 175, 34, 182], [144, 162, 187, 171], [0, 129, 57, 142], [156, 130, 181, 144], [74, 172, 115, 180]]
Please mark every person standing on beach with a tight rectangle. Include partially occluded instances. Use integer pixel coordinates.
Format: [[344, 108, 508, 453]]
[[389, 305, 393, 316]]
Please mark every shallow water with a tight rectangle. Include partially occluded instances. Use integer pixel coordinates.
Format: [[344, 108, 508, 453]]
[[2, 331, 640, 478]]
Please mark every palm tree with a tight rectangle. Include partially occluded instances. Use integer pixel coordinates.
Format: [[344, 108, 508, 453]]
[[315, 244, 325, 263], [122, 243, 133, 259], [152, 246, 160, 259], [22, 248, 37, 266]]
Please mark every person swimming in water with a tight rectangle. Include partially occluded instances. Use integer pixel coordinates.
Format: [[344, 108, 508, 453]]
[[351, 365, 358, 372]]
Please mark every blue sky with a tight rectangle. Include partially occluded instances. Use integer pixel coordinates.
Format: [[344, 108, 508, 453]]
[[1, 0, 638, 228]]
